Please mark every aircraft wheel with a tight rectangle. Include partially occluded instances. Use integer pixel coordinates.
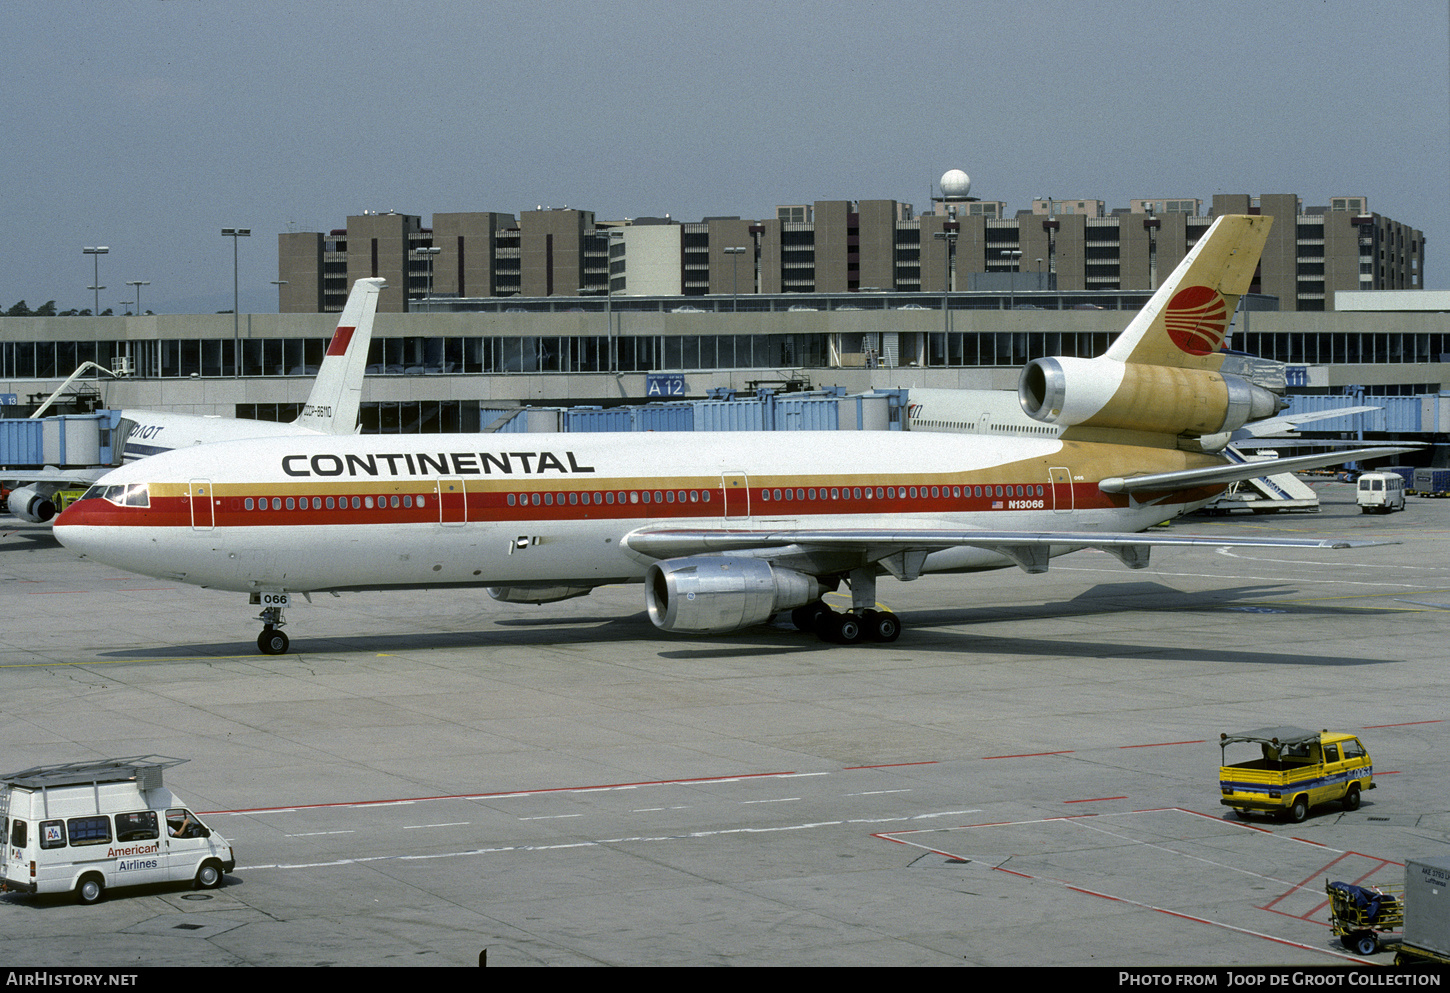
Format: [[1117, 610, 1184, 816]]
[[792, 601, 830, 633], [257, 627, 289, 655], [863, 610, 902, 643], [830, 612, 864, 645]]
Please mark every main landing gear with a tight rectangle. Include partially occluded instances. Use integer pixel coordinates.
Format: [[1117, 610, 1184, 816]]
[[791, 601, 902, 644], [789, 567, 902, 645]]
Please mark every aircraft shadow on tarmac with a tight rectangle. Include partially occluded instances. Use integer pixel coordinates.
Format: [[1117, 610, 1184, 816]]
[[0, 527, 62, 550], [84, 580, 1407, 666], [659, 580, 1408, 666]]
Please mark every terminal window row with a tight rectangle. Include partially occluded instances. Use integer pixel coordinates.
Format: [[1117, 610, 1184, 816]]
[[5, 330, 1450, 380]]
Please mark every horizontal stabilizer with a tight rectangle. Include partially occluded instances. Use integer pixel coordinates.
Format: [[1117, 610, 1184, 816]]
[[1099, 446, 1416, 494], [1236, 406, 1381, 439]]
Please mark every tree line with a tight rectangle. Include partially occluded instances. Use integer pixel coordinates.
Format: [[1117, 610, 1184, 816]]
[[2, 300, 150, 317]]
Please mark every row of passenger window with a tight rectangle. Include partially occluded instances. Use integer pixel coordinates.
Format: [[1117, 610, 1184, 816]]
[[760, 483, 1046, 501], [7, 809, 200, 850], [506, 489, 714, 507], [231, 482, 1048, 514], [240, 494, 430, 512]]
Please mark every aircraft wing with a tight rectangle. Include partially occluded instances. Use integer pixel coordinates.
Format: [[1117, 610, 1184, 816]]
[[1099, 445, 1415, 494], [625, 526, 1387, 578], [1, 467, 107, 487]]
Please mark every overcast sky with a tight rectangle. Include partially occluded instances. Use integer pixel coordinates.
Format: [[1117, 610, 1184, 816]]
[[5, 0, 1448, 314]]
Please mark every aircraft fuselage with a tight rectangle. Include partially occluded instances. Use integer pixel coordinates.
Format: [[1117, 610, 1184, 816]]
[[55, 429, 1221, 594]]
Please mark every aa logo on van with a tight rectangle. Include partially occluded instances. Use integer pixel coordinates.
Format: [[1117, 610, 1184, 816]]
[[1164, 285, 1229, 356]]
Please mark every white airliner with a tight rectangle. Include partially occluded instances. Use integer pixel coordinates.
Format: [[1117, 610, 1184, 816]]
[[3, 278, 383, 522], [55, 218, 1406, 654]]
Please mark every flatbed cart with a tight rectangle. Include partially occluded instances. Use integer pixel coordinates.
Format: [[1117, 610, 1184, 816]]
[[1326, 879, 1404, 955]]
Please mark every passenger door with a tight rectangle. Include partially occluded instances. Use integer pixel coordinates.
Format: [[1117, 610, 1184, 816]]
[[436, 478, 466, 526], [1314, 743, 1345, 805], [189, 479, 215, 530], [163, 809, 213, 883], [1050, 466, 1074, 514], [1341, 737, 1372, 789], [722, 474, 750, 520]]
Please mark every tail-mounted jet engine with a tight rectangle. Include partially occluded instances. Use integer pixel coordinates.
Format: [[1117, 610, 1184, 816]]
[[645, 556, 826, 634], [1018, 357, 1282, 437]]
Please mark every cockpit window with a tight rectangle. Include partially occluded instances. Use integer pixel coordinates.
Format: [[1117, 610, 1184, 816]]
[[85, 483, 150, 508]]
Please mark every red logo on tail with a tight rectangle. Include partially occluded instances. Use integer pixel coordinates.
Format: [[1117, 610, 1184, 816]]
[[326, 325, 356, 357], [1164, 286, 1228, 356]]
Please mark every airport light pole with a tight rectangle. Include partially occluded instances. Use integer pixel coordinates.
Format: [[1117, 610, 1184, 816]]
[[222, 228, 250, 376], [126, 280, 150, 315], [599, 229, 623, 372], [83, 246, 109, 315], [933, 222, 959, 335], [1004, 250, 1022, 310]]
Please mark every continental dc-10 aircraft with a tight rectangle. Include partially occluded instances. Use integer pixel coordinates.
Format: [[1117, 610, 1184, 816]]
[[3, 277, 384, 523], [54, 216, 1406, 654]]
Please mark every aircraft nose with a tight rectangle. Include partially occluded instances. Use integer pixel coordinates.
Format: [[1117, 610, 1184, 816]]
[[52, 496, 109, 553]]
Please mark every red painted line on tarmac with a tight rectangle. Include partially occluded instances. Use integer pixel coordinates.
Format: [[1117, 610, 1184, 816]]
[[1064, 796, 1127, 804], [1119, 739, 1205, 749], [982, 750, 1073, 760], [1363, 719, 1442, 728], [1264, 851, 1355, 916], [875, 811, 1376, 964], [844, 760, 938, 770], [199, 769, 802, 815]]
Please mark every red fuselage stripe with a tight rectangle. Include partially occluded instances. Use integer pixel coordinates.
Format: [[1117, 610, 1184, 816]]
[[62, 480, 1154, 529]]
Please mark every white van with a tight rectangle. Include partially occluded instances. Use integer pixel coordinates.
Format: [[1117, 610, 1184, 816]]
[[1356, 472, 1406, 514], [0, 756, 235, 904]]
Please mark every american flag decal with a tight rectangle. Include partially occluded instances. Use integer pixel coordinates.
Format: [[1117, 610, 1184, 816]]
[[992, 500, 1004, 509], [1163, 286, 1228, 356]]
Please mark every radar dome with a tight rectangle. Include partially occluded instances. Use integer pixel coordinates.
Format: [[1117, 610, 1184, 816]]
[[940, 169, 972, 199]]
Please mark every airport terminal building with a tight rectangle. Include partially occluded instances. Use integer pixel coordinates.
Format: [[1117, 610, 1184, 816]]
[[0, 190, 1443, 441]]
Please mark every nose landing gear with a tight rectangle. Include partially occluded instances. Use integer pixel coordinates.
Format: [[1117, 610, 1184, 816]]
[[255, 602, 290, 655]]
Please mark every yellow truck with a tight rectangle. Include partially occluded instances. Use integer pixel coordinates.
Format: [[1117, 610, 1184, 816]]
[[1219, 727, 1374, 823]]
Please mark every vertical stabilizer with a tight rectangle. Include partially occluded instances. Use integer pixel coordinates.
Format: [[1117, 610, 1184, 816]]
[[292, 277, 384, 434], [1103, 215, 1272, 369]]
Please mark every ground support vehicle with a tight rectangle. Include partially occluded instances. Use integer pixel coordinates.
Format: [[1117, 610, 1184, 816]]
[[1412, 468, 1450, 497], [1218, 727, 1374, 822], [1396, 857, 1450, 967], [0, 756, 235, 904], [1326, 879, 1403, 954], [1355, 471, 1406, 513]]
